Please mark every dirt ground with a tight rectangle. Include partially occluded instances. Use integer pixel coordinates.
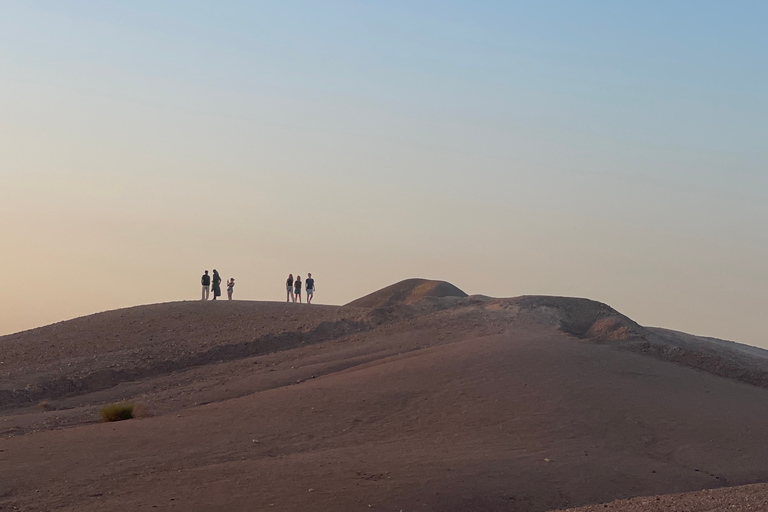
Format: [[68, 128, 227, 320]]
[[2, 284, 768, 511], [557, 483, 768, 511]]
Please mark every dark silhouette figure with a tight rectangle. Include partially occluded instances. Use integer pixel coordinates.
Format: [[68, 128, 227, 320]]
[[201, 271, 211, 300], [294, 275, 302, 303], [306, 273, 315, 304], [211, 269, 222, 300], [227, 278, 235, 300], [286, 274, 294, 302]]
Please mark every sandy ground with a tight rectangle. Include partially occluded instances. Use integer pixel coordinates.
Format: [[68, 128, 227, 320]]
[[557, 483, 768, 511], [2, 283, 768, 511], [346, 278, 468, 308]]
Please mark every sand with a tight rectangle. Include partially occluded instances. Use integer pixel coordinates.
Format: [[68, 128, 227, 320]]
[[1, 280, 767, 511], [346, 278, 468, 308]]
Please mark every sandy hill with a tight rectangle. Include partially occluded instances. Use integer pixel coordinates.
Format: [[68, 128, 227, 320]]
[[346, 278, 468, 308], [1, 281, 768, 512]]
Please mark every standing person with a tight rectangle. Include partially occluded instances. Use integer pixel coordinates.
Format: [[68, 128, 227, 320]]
[[201, 270, 211, 300], [227, 278, 235, 300], [286, 274, 294, 302], [211, 269, 222, 300], [294, 275, 302, 303], [305, 273, 315, 304]]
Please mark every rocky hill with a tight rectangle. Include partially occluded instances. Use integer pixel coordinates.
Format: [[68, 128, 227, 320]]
[[2, 280, 768, 512]]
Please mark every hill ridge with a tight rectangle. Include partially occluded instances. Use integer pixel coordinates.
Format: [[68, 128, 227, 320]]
[[3, 290, 768, 412], [345, 278, 468, 308]]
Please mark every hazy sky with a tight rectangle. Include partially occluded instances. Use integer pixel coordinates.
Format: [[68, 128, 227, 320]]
[[1, 1, 766, 348]]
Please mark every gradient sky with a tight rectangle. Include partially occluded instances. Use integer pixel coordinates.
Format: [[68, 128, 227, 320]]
[[1, 1, 766, 348]]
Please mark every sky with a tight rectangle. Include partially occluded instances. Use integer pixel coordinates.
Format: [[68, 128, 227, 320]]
[[1, 1, 766, 348]]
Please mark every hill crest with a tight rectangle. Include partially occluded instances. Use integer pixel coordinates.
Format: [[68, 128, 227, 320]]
[[345, 278, 468, 308]]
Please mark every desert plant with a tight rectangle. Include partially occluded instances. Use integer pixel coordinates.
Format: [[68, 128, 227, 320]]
[[100, 402, 134, 422]]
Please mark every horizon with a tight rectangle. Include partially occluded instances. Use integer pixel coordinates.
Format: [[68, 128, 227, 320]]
[[0, 277, 759, 349], [2, 1, 766, 348]]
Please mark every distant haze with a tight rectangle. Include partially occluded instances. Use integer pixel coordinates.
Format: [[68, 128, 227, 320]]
[[1, 2, 766, 348]]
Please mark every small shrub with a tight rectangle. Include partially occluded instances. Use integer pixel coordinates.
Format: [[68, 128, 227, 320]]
[[100, 402, 134, 422]]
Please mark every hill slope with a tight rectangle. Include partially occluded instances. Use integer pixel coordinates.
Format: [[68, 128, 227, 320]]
[[346, 278, 468, 308], [1, 285, 768, 511]]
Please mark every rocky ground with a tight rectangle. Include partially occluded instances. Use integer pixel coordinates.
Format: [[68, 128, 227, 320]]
[[2, 281, 768, 511]]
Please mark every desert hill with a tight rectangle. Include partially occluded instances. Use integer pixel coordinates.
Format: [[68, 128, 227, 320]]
[[346, 278, 468, 308], [1, 279, 768, 512]]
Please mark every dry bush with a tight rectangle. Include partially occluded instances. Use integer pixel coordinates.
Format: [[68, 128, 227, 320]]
[[100, 402, 134, 422]]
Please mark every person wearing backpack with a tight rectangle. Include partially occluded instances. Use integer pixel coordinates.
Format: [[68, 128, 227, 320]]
[[201, 270, 211, 300]]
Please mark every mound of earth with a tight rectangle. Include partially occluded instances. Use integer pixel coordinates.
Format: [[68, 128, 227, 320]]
[[557, 482, 768, 511], [500, 295, 768, 389], [346, 278, 468, 308], [2, 283, 768, 512]]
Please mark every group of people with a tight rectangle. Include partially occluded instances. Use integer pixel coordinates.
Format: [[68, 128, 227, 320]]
[[286, 273, 315, 304], [199, 270, 316, 304], [200, 270, 235, 300]]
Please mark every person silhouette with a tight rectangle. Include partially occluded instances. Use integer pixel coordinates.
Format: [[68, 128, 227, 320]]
[[211, 269, 222, 300], [305, 273, 315, 304], [201, 270, 211, 300], [227, 278, 235, 300], [286, 274, 294, 302], [294, 275, 302, 303]]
